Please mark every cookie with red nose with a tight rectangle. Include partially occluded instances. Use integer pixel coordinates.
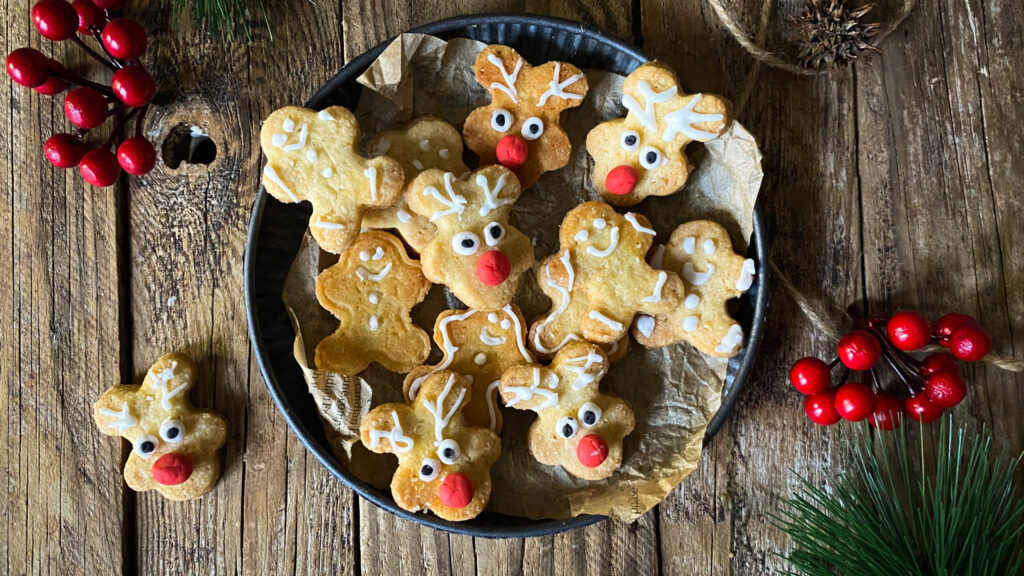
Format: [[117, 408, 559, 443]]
[[586, 62, 731, 207], [360, 371, 500, 521], [499, 341, 634, 480], [406, 165, 534, 310], [463, 44, 589, 190], [93, 353, 228, 500]]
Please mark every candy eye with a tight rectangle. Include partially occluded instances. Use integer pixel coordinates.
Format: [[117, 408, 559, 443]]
[[556, 416, 579, 439], [419, 458, 441, 481], [438, 439, 461, 464], [484, 222, 505, 246], [159, 419, 186, 443], [521, 117, 544, 141], [620, 130, 639, 151], [639, 146, 665, 169], [133, 434, 159, 458], [452, 231, 480, 256], [491, 109, 512, 133], [578, 402, 603, 428]]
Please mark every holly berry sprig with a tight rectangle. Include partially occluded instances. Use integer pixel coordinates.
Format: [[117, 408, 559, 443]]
[[790, 309, 992, 430], [5, 0, 157, 187]]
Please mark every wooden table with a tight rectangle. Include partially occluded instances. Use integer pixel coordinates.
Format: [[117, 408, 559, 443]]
[[3, 0, 1022, 574]]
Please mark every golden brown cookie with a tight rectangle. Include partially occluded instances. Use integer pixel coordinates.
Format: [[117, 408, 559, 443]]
[[363, 117, 470, 252], [93, 353, 228, 501], [404, 305, 534, 432], [315, 231, 432, 375], [528, 201, 684, 356], [463, 44, 589, 189], [406, 165, 534, 310], [260, 105, 404, 254], [632, 220, 755, 357], [586, 62, 731, 207], [499, 341, 634, 481], [360, 371, 500, 521]]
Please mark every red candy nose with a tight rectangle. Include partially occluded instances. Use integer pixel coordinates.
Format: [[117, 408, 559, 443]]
[[152, 452, 194, 486], [605, 165, 639, 196], [495, 134, 529, 168], [476, 250, 511, 286], [576, 434, 609, 468], [439, 473, 474, 509]]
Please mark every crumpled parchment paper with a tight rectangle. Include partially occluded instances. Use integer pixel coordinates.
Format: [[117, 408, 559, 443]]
[[280, 33, 763, 522]]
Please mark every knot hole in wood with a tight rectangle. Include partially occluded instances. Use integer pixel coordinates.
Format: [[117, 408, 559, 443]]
[[162, 123, 218, 169]]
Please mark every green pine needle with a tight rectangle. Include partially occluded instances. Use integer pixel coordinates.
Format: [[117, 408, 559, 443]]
[[164, 0, 273, 41], [773, 419, 1024, 575]]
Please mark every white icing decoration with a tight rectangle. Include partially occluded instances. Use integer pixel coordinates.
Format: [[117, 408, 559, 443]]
[[588, 310, 623, 332], [418, 139, 430, 151], [422, 172, 467, 222], [624, 213, 655, 235], [476, 172, 513, 217], [586, 226, 620, 258], [505, 367, 559, 411], [480, 328, 506, 346], [356, 262, 392, 282], [682, 236, 695, 254], [703, 239, 716, 255], [317, 109, 333, 121], [487, 53, 523, 103], [607, 339, 620, 356], [372, 247, 385, 260], [283, 124, 308, 152], [574, 230, 589, 242], [396, 209, 412, 223], [412, 159, 424, 171], [271, 133, 287, 147], [487, 312, 499, 323], [282, 118, 295, 132], [532, 250, 580, 354], [423, 374, 466, 442], [643, 271, 668, 303], [368, 315, 380, 331], [636, 315, 655, 338], [715, 323, 744, 354], [662, 93, 724, 142], [737, 258, 756, 291], [99, 402, 137, 431], [682, 316, 699, 332], [306, 149, 317, 163], [359, 250, 371, 261], [322, 168, 333, 178], [500, 319, 511, 330], [150, 361, 186, 411], [408, 310, 477, 398], [622, 81, 677, 132], [502, 304, 533, 363], [594, 218, 606, 229], [314, 216, 343, 229], [364, 166, 378, 202], [685, 294, 700, 309], [368, 292, 380, 305], [650, 244, 666, 269], [369, 410, 413, 453], [683, 262, 715, 286], [474, 353, 487, 365], [263, 165, 298, 202], [565, 350, 605, 390], [537, 61, 585, 106], [373, 136, 391, 157], [439, 148, 451, 159], [486, 380, 501, 431]]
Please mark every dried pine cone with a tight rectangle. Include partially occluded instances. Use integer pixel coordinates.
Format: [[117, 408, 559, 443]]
[[790, 0, 879, 70]]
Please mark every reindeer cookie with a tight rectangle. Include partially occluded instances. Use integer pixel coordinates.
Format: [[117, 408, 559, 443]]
[[93, 353, 228, 500], [463, 45, 589, 189], [633, 220, 756, 357], [499, 341, 634, 480], [363, 117, 470, 252], [586, 62, 731, 207], [404, 305, 534, 432], [360, 371, 500, 521], [406, 166, 534, 310], [260, 105, 404, 254], [529, 201, 685, 356], [315, 231, 432, 376]]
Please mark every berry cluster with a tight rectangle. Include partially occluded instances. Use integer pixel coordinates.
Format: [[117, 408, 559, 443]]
[[5, 0, 156, 187], [790, 310, 992, 430]]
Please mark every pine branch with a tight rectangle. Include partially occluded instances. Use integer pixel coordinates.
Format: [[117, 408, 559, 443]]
[[772, 419, 1024, 575], [163, 0, 273, 41]]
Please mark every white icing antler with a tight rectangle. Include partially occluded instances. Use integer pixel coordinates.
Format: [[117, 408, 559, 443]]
[[505, 367, 560, 411], [476, 172, 514, 217], [368, 410, 414, 453], [99, 402, 137, 431], [487, 53, 523, 103], [564, 349, 605, 390], [662, 93, 724, 142], [422, 172, 467, 222], [150, 361, 187, 411], [622, 81, 677, 132], [424, 374, 466, 443], [537, 62, 585, 106]]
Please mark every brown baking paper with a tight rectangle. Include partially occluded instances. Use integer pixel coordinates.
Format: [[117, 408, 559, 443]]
[[280, 33, 763, 522]]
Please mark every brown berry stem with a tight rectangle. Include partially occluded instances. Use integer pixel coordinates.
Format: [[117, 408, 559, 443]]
[[48, 68, 114, 94], [102, 107, 139, 148], [90, 32, 125, 69], [71, 36, 119, 70], [867, 367, 882, 394]]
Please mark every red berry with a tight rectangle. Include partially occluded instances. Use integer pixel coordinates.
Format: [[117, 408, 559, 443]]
[[32, 0, 81, 41], [6, 47, 50, 87], [834, 382, 875, 421], [949, 323, 992, 362], [886, 311, 931, 351], [925, 370, 966, 408], [905, 395, 944, 424], [72, 0, 105, 33], [789, 357, 832, 395], [44, 133, 89, 168], [837, 330, 882, 371], [111, 65, 155, 106], [101, 18, 147, 60], [920, 353, 958, 377], [934, 313, 974, 343], [64, 86, 108, 129], [79, 148, 121, 187], [804, 390, 841, 426], [868, 394, 903, 431], [117, 137, 156, 175], [33, 58, 67, 95], [91, 0, 127, 8]]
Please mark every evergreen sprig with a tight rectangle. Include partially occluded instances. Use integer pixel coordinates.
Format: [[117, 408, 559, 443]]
[[774, 419, 1024, 575], [164, 0, 272, 41]]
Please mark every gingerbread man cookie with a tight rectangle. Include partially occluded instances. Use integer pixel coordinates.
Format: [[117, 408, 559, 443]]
[[260, 105, 404, 254], [529, 201, 685, 356], [463, 45, 589, 189], [360, 371, 500, 521], [499, 341, 634, 480], [406, 165, 534, 310], [404, 305, 534, 433], [633, 220, 756, 357], [315, 231, 432, 376], [363, 117, 470, 252], [93, 353, 228, 501], [586, 62, 731, 207]]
